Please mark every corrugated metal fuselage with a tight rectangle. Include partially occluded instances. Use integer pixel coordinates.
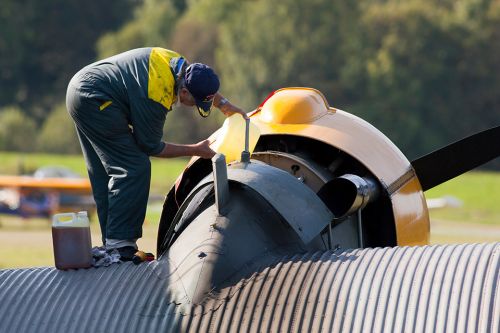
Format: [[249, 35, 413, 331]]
[[1, 244, 498, 332]]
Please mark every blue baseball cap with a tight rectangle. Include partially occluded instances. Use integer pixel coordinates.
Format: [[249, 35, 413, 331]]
[[184, 63, 220, 117]]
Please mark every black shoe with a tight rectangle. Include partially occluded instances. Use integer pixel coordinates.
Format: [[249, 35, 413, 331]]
[[108, 246, 137, 261]]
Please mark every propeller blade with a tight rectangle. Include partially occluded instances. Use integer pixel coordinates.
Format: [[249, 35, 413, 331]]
[[411, 125, 500, 191]]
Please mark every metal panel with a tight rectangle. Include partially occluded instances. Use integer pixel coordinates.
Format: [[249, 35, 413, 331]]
[[186, 161, 334, 245], [226, 163, 334, 244], [0, 243, 498, 333]]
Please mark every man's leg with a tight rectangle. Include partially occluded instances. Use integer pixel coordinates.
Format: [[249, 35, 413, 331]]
[[99, 137, 151, 245], [67, 84, 112, 244], [74, 126, 110, 243], [76, 127, 150, 253]]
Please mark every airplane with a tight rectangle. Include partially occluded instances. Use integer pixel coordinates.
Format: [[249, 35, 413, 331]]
[[0, 88, 498, 332], [0, 166, 94, 219]]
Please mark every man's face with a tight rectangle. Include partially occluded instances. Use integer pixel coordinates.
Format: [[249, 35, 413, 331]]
[[179, 88, 196, 107]]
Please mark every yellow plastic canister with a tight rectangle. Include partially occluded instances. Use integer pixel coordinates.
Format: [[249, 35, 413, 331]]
[[211, 114, 261, 163], [52, 211, 92, 270]]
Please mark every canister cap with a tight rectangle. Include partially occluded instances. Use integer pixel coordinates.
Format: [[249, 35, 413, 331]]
[[52, 212, 90, 228]]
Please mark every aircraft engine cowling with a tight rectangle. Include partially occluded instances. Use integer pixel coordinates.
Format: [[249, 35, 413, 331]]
[[158, 88, 429, 255]]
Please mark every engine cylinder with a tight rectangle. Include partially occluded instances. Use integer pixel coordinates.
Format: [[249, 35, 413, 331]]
[[319, 174, 379, 219]]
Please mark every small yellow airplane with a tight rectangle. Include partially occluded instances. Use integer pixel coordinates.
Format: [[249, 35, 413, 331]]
[[0, 167, 93, 219]]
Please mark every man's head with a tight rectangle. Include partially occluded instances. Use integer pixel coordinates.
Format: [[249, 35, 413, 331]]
[[179, 63, 220, 117]]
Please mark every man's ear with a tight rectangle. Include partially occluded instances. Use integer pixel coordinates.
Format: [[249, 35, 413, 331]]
[[178, 88, 186, 103]]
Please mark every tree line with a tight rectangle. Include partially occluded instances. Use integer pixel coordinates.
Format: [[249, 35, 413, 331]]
[[1, 0, 499, 167]]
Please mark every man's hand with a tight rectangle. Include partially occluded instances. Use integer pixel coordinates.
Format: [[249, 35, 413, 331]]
[[194, 139, 216, 159]]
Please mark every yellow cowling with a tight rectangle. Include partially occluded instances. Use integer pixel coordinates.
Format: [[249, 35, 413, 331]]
[[251, 87, 429, 246], [259, 87, 332, 124], [211, 114, 261, 163]]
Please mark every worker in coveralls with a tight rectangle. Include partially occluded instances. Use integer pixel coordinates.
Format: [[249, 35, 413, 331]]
[[66, 47, 247, 260]]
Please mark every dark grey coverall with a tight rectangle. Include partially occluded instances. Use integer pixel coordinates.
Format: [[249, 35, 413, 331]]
[[66, 47, 185, 242]]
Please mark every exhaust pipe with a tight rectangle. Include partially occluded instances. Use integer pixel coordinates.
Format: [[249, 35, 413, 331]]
[[318, 174, 379, 219]]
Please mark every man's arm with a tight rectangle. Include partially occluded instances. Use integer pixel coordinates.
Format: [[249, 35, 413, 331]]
[[154, 139, 215, 159], [129, 98, 168, 156], [213, 93, 249, 119]]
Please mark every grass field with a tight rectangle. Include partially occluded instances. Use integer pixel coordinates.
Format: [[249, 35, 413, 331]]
[[0, 151, 499, 268], [425, 171, 500, 225], [0, 151, 189, 195]]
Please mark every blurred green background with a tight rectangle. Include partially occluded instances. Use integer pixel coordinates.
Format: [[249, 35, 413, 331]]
[[1, 0, 499, 159], [0, 0, 499, 268]]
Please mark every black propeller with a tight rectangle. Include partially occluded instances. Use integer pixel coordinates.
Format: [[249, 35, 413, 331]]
[[411, 125, 500, 191]]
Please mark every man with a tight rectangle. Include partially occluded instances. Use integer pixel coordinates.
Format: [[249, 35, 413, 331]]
[[66, 47, 246, 260]]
